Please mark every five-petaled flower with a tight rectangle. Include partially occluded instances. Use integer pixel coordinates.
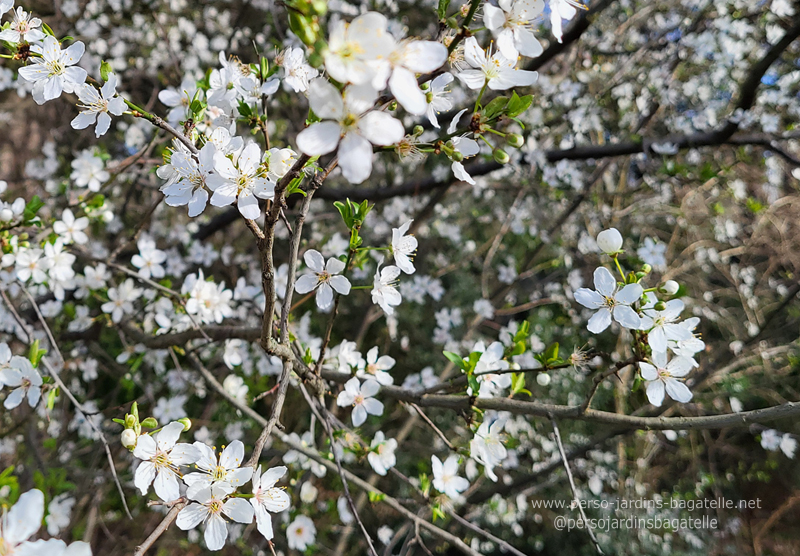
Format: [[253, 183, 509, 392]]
[[176, 483, 254, 551], [71, 73, 126, 137], [183, 440, 253, 498], [639, 350, 694, 407], [133, 421, 201, 502], [249, 465, 291, 541], [337, 377, 384, 427], [574, 267, 643, 333], [295, 249, 352, 310], [18, 36, 87, 105]]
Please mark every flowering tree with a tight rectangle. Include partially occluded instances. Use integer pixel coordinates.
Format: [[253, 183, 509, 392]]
[[1, 0, 799, 554]]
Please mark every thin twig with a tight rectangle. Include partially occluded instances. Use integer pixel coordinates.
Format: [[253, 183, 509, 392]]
[[409, 403, 456, 451], [132, 500, 187, 556], [2, 286, 133, 520], [550, 417, 603, 554]]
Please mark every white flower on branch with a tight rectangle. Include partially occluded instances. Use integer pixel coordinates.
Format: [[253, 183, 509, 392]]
[[391, 220, 417, 275], [638, 350, 694, 407], [286, 515, 316, 551], [18, 36, 87, 105], [574, 267, 643, 333], [133, 421, 201, 502], [160, 142, 217, 217], [0, 6, 46, 44], [484, 0, 545, 60], [71, 73, 126, 137], [183, 440, 253, 498], [296, 78, 404, 184], [208, 142, 275, 220], [337, 377, 384, 427], [367, 431, 397, 476], [324, 12, 395, 86], [425, 72, 454, 129], [371, 263, 403, 315], [0, 354, 42, 409], [295, 249, 351, 311], [176, 483, 254, 551], [432, 454, 470, 500], [250, 465, 291, 540], [456, 36, 538, 91]]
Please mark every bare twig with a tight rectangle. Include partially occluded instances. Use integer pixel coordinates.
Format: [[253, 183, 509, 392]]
[[132, 500, 187, 556], [2, 286, 133, 520], [550, 417, 603, 554]]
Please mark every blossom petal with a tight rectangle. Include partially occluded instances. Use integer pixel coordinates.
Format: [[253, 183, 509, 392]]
[[296, 122, 341, 156]]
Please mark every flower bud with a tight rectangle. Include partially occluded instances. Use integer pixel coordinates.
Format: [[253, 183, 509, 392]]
[[124, 414, 136, 428], [450, 150, 464, 162], [660, 280, 679, 295], [493, 148, 510, 164], [178, 417, 192, 431], [121, 429, 137, 449], [412, 125, 424, 136], [140, 417, 158, 429], [641, 263, 652, 274], [654, 301, 667, 311], [596, 228, 623, 255], [506, 133, 524, 148]]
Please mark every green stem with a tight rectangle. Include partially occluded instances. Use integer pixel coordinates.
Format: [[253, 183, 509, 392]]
[[474, 81, 488, 113], [613, 256, 626, 281]]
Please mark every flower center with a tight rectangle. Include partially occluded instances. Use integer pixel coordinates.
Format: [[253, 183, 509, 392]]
[[212, 465, 227, 481], [341, 113, 359, 132], [208, 499, 223, 514], [354, 394, 364, 406], [47, 60, 66, 77], [153, 450, 170, 469]]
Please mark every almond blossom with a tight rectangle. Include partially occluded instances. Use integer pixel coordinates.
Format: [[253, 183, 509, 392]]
[[133, 421, 201, 502], [280, 47, 318, 93], [574, 267, 643, 333], [249, 465, 291, 540], [639, 296, 693, 352], [337, 377, 383, 427], [176, 483, 254, 551], [484, 0, 545, 60], [295, 249, 351, 310], [431, 454, 470, 500], [286, 515, 316, 551], [296, 78, 404, 184], [182, 440, 253, 498], [18, 36, 87, 105], [160, 142, 217, 217], [470, 418, 507, 481], [371, 264, 402, 315], [425, 72, 454, 129], [367, 431, 397, 476], [53, 209, 89, 245], [639, 350, 694, 407], [70, 73, 126, 137], [0, 354, 42, 409], [323, 12, 395, 85], [357, 346, 395, 385], [0, 6, 45, 44], [207, 142, 274, 219], [391, 220, 417, 274], [456, 37, 539, 91]]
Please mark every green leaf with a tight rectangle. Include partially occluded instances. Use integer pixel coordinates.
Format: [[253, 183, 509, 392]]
[[437, 0, 452, 19], [544, 342, 559, 363], [506, 92, 533, 118], [46, 388, 58, 411], [482, 95, 509, 120], [23, 196, 45, 223], [443, 351, 465, 370], [511, 372, 526, 394]]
